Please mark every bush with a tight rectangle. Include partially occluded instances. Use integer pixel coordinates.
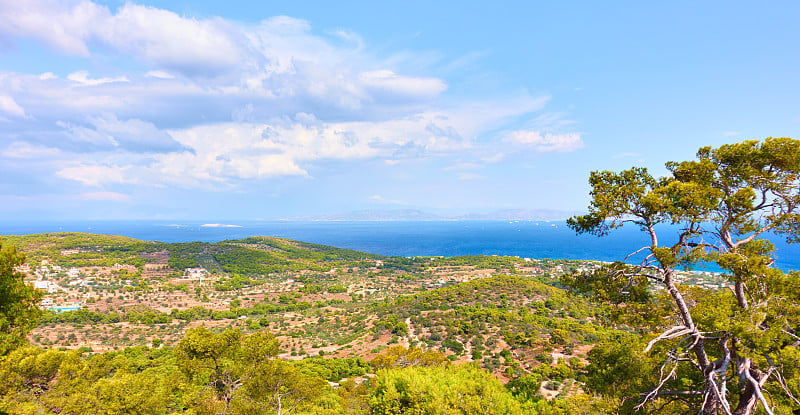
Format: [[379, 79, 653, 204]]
[[369, 364, 525, 414]]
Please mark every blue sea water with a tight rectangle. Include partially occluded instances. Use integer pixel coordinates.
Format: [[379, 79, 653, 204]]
[[1, 220, 798, 272]]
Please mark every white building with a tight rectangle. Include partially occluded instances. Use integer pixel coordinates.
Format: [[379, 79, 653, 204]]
[[33, 280, 59, 293], [185, 268, 208, 279], [14, 264, 31, 274]]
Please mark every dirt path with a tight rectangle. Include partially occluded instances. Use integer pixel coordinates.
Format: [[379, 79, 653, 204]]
[[400, 317, 417, 347]]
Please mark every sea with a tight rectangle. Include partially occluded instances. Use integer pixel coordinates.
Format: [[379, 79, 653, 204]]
[[1, 220, 798, 272]]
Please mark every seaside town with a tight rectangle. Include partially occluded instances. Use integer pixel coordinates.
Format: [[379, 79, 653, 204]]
[[17, 240, 731, 325]]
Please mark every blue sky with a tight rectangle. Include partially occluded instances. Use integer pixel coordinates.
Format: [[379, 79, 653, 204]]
[[1, 1, 799, 220]]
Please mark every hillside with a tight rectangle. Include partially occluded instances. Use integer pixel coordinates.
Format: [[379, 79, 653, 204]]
[[0, 232, 643, 413], [7, 233, 605, 372], [5, 231, 763, 414]]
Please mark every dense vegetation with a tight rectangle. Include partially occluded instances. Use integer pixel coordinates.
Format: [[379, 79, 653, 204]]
[[2, 137, 797, 414], [0, 239, 42, 355], [2, 234, 384, 277], [0, 232, 609, 413], [1, 282, 608, 414], [565, 137, 800, 414], [375, 275, 607, 361]]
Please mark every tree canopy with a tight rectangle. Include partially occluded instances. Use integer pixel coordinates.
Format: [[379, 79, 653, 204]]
[[0, 239, 42, 356], [369, 363, 526, 415], [566, 137, 800, 414]]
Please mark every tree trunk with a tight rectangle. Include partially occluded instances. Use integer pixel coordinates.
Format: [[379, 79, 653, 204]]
[[734, 281, 748, 309], [700, 388, 721, 415], [732, 361, 765, 415]]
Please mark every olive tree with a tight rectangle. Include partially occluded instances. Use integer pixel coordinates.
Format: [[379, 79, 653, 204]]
[[567, 137, 800, 414]]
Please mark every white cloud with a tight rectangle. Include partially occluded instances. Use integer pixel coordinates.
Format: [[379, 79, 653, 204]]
[[0, 95, 26, 117], [103, 4, 242, 76], [0, 1, 241, 75], [722, 131, 740, 137], [0, 1, 575, 192], [482, 153, 505, 163], [504, 131, 584, 152], [78, 191, 130, 201], [50, 101, 538, 188], [0, 25, 452, 127], [2, 141, 60, 158], [359, 70, 447, 100], [0, 1, 512, 133], [42, 93, 555, 188], [0, 0, 107, 56], [67, 71, 129, 86], [148, 134, 308, 187], [59, 114, 188, 153], [145, 70, 174, 79], [0, 72, 191, 121], [56, 164, 131, 186]]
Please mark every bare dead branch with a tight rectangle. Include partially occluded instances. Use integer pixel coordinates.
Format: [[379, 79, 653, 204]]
[[646, 390, 703, 396], [645, 326, 692, 352], [745, 369, 774, 415], [624, 245, 653, 263], [636, 358, 679, 411]]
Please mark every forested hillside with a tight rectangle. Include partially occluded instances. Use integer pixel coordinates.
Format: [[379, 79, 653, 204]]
[[0, 231, 617, 414], [2, 138, 798, 414]]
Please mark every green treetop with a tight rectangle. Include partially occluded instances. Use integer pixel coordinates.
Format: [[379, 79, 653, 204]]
[[566, 137, 800, 415], [0, 239, 42, 356]]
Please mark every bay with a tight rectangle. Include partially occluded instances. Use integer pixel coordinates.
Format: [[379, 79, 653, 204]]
[[1, 220, 798, 272]]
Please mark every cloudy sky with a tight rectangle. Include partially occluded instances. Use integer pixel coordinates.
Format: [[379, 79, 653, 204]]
[[1, 1, 799, 220]]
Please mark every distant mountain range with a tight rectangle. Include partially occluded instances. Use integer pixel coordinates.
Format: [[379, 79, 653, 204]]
[[280, 208, 581, 222]]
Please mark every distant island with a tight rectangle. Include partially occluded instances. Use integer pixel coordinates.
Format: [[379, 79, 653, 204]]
[[281, 208, 581, 221]]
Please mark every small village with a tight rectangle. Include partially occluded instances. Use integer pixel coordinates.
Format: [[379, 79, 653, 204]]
[[20, 250, 732, 320]]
